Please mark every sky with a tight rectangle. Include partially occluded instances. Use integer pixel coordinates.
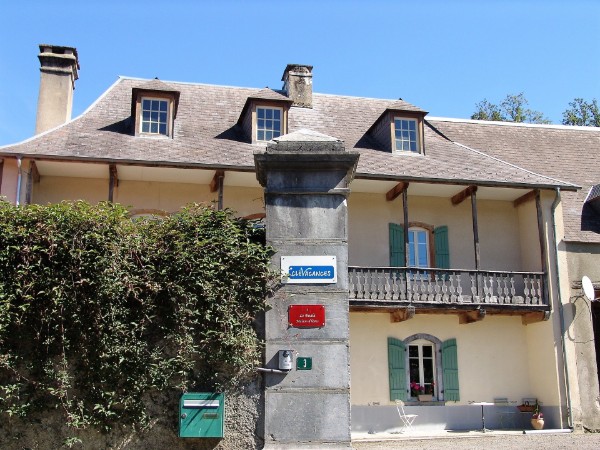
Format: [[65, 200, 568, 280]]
[[0, 0, 599, 146]]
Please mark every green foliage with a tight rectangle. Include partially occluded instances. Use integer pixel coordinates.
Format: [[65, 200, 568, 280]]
[[471, 93, 551, 124], [0, 201, 274, 432], [562, 98, 600, 127]]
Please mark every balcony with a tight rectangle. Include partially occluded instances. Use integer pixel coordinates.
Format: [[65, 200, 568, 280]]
[[348, 266, 549, 323]]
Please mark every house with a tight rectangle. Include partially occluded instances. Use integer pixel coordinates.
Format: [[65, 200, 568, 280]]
[[1, 44, 599, 448]]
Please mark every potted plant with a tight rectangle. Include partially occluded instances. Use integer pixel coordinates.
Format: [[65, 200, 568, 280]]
[[531, 402, 544, 430], [411, 381, 435, 401]]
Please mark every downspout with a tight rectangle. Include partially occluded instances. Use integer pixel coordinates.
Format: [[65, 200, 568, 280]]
[[552, 187, 573, 429], [16, 156, 23, 206]]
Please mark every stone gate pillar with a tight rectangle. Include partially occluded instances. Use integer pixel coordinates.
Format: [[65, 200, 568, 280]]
[[254, 129, 359, 449]]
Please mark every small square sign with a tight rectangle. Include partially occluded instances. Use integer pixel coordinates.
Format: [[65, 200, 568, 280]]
[[296, 357, 312, 370]]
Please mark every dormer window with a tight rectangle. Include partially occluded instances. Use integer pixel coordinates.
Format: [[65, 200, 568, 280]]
[[256, 107, 282, 141], [394, 118, 419, 152], [131, 79, 180, 139], [141, 98, 169, 135]]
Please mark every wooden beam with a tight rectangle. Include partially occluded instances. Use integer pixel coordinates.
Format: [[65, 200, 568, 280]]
[[471, 187, 480, 271], [386, 182, 408, 202], [30, 160, 40, 183], [535, 190, 549, 306], [522, 311, 550, 325], [451, 185, 477, 206], [209, 170, 225, 193], [459, 308, 486, 324], [0, 159, 4, 196], [403, 188, 409, 267], [513, 190, 537, 207], [109, 164, 118, 202], [390, 307, 415, 323]]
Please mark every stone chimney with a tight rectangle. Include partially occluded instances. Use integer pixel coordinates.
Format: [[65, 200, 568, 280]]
[[35, 44, 79, 134], [281, 64, 313, 108]]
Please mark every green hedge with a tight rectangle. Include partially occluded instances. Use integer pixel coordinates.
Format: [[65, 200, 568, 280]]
[[0, 201, 274, 431]]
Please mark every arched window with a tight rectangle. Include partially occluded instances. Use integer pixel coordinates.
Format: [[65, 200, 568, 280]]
[[388, 334, 460, 402]]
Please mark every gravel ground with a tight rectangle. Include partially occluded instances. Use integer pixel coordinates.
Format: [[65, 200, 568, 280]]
[[352, 432, 600, 449]]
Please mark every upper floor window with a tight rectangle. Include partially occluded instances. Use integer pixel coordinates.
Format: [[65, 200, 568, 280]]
[[141, 98, 169, 135], [408, 228, 429, 269], [256, 107, 282, 142], [394, 118, 418, 152]]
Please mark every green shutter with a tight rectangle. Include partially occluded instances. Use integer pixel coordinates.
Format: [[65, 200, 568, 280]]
[[434, 225, 450, 269], [389, 223, 405, 267], [388, 337, 407, 401], [442, 338, 460, 401]]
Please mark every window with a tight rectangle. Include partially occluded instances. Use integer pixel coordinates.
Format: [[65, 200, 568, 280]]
[[141, 98, 169, 135], [256, 107, 282, 141], [409, 340, 435, 397], [388, 335, 460, 402], [389, 223, 449, 270], [394, 118, 418, 152], [408, 228, 429, 269]]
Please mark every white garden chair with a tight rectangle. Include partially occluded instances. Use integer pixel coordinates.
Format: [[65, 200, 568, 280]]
[[395, 399, 418, 433]]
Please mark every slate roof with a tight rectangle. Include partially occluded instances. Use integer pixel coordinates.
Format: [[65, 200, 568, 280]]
[[1, 76, 591, 241], [0, 77, 576, 189], [429, 118, 600, 243]]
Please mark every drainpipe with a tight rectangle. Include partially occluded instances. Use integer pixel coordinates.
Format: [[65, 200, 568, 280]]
[[552, 187, 573, 429], [16, 156, 23, 206]]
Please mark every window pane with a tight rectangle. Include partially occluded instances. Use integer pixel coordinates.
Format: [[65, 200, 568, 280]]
[[258, 119, 264, 128], [159, 101, 167, 112], [257, 108, 265, 119], [274, 109, 281, 119], [273, 130, 281, 138], [143, 111, 150, 121], [265, 131, 273, 141], [257, 130, 264, 141], [409, 120, 416, 130], [409, 345, 418, 357], [151, 112, 158, 121], [266, 109, 273, 119], [422, 346, 432, 357], [159, 123, 167, 135], [142, 99, 151, 109], [151, 123, 158, 133], [423, 359, 434, 380], [151, 100, 159, 110], [142, 122, 149, 133], [160, 112, 167, 123], [418, 231, 427, 244]]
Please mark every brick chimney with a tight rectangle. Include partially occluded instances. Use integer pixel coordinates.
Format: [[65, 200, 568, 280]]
[[35, 44, 79, 134], [281, 64, 313, 108]]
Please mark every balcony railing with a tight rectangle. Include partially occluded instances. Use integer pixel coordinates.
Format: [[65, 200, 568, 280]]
[[348, 266, 546, 307]]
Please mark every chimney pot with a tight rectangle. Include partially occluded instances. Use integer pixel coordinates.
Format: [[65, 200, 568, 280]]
[[281, 64, 313, 108]]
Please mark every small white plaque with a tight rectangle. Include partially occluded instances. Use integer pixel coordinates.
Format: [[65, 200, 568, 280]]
[[281, 256, 337, 284]]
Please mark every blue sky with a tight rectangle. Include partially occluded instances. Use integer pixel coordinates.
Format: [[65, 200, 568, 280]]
[[1, 0, 598, 146]]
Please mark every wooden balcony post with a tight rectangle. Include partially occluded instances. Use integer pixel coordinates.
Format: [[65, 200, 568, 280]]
[[402, 187, 409, 268], [535, 190, 549, 305], [108, 164, 118, 202]]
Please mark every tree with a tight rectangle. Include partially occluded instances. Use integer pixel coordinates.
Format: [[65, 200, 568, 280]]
[[471, 93, 551, 124], [562, 98, 600, 127]]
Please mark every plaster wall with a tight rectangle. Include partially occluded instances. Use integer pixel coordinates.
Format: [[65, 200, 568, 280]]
[[31, 176, 264, 218], [348, 193, 525, 271], [0, 157, 18, 204], [349, 311, 559, 406]]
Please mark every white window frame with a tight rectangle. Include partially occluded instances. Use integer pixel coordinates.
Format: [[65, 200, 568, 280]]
[[408, 340, 435, 396], [140, 97, 170, 136], [393, 117, 419, 153], [408, 227, 429, 269], [256, 106, 283, 142], [405, 334, 442, 400]]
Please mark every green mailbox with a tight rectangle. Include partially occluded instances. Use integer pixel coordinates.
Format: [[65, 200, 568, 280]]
[[179, 392, 224, 438]]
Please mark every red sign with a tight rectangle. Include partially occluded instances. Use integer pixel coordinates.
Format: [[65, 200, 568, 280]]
[[289, 305, 326, 328]]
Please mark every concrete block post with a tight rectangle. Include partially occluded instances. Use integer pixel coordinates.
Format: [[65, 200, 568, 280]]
[[254, 130, 359, 449]]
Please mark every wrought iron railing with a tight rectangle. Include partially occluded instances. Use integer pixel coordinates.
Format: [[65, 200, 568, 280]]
[[348, 266, 546, 306]]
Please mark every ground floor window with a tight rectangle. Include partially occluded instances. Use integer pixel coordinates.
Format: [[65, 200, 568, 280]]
[[388, 334, 459, 402], [409, 340, 435, 397]]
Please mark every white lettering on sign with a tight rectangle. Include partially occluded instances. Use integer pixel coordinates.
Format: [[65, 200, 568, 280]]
[[281, 256, 337, 284]]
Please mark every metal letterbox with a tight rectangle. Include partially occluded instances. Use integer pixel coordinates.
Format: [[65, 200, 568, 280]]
[[179, 392, 224, 438]]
